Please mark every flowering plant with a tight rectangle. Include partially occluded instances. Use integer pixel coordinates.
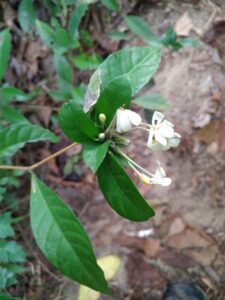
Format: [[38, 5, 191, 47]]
[[0, 46, 180, 296]]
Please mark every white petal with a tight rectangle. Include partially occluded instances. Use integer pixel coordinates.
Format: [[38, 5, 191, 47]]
[[155, 162, 166, 177], [147, 129, 154, 148], [116, 109, 132, 132], [159, 121, 175, 138], [127, 110, 142, 126], [155, 131, 167, 146], [152, 111, 164, 125], [150, 177, 172, 186], [167, 134, 181, 148]]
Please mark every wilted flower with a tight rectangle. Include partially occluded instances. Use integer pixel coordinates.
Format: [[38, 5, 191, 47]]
[[116, 108, 142, 133], [140, 161, 171, 187]]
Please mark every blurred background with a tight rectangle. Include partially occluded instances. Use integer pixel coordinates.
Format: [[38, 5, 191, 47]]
[[0, 0, 225, 299]]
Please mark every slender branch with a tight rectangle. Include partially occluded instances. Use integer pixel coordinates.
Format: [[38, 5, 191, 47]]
[[0, 143, 78, 171]]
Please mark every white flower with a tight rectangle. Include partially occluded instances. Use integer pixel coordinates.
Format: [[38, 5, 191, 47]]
[[147, 111, 181, 151], [116, 108, 142, 133], [140, 161, 171, 187]]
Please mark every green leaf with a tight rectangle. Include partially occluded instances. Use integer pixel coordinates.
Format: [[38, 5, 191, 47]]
[[133, 93, 170, 111], [0, 292, 21, 300], [0, 124, 59, 157], [97, 154, 155, 221], [83, 141, 109, 173], [73, 53, 102, 71], [0, 241, 26, 263], [125, 15, 153, 41], [0, 87, 29, 104], [0, 213, 14, 238], [0, 268, 17, 289], [0, 29, 11, 82], [18, 0, 36, 33], [2, 106, 29, 124], [101, 0, 118, 12], [54, 55, 73, 89], [84, 46, 161, 112], [109, 31, 129, 41], [59, 101, 98, 143], [95, 78, 131, 125], [36, 20, 72, 54], [30, 175, 110, 295], [69, 4, 88, 40]]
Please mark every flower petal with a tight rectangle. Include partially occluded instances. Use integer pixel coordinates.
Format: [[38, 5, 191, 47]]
[[116, 109, 132, 132], [127, 110, 142, 126], [155, 131, 167, 146], [152, 111, 164, 125], [159, 121, 175, 138]]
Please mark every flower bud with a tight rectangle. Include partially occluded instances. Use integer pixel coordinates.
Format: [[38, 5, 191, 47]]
[[98, 133, 105, 140], [99, 113, 106, 123]]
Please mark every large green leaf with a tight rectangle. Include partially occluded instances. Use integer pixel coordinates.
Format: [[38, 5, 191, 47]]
[[95, 78, 131, 125], [0, 124, 59, 157], [83, 141, 109, 173], [18, 0, 36, 33], [59, 101, 99, 143], [97, 154, 155, 221], [0, 29, 11, 82], [84, 46, 161, 112], [69, 4, 88, 40], [30, 175, 110, 295], [0, 241, 26, 263]]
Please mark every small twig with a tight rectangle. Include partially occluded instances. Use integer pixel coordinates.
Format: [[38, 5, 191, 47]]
[[0, 143, 78, 171]]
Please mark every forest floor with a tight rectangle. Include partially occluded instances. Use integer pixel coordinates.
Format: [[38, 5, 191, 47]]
[[6, 0, 225, 299]]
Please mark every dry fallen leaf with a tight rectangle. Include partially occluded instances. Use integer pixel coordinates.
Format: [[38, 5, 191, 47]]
[[167, 217, 186, 237], [175, 12, 193, 36]]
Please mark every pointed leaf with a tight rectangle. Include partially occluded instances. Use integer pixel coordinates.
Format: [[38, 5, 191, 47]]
[[59, 101, 99, 143], [30, 175, 110, 295], [97, 154, 155, 221], [101, 0, 118, 12], [69, 4, 88, 40], [83, 141, 109, 173], [0, 124, 59, 157], [95, 77, 131, 125], [18, 0, 36, 33], [0, 29, 11, 82], [125, 16, 153, 41], [84, 46, 161, 112]]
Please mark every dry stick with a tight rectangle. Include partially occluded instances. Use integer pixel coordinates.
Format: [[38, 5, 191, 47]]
[[0, 143, 78, 171]]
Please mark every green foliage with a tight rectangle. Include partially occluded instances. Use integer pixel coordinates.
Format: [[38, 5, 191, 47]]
[[108, 31, 129, 41], [0, 292, 21, 300], [125, 15, 197, 51], [30, 175, 110, 295], [101, 0, 119, 12], [18, 0, 36, 33], [133, 93, 170, 111], [0, 87, 30, 104], [59, 101, 99, 143], [2, 106, 29, 125], [69, 4, 88, 40], [0, 213, 14, 238], [0, 29, 11, 82], [0, 213, 26, 289], [95, 78, 131, 125], [73, 53, 102, 70], [97, 154, 155, 221], [84, 46, 161, 112], [0, 124, 59, 157], [83, 141, 110, 173]]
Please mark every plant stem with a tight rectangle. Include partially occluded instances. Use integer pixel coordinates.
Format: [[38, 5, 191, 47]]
[[0, 143, 78, 172]]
